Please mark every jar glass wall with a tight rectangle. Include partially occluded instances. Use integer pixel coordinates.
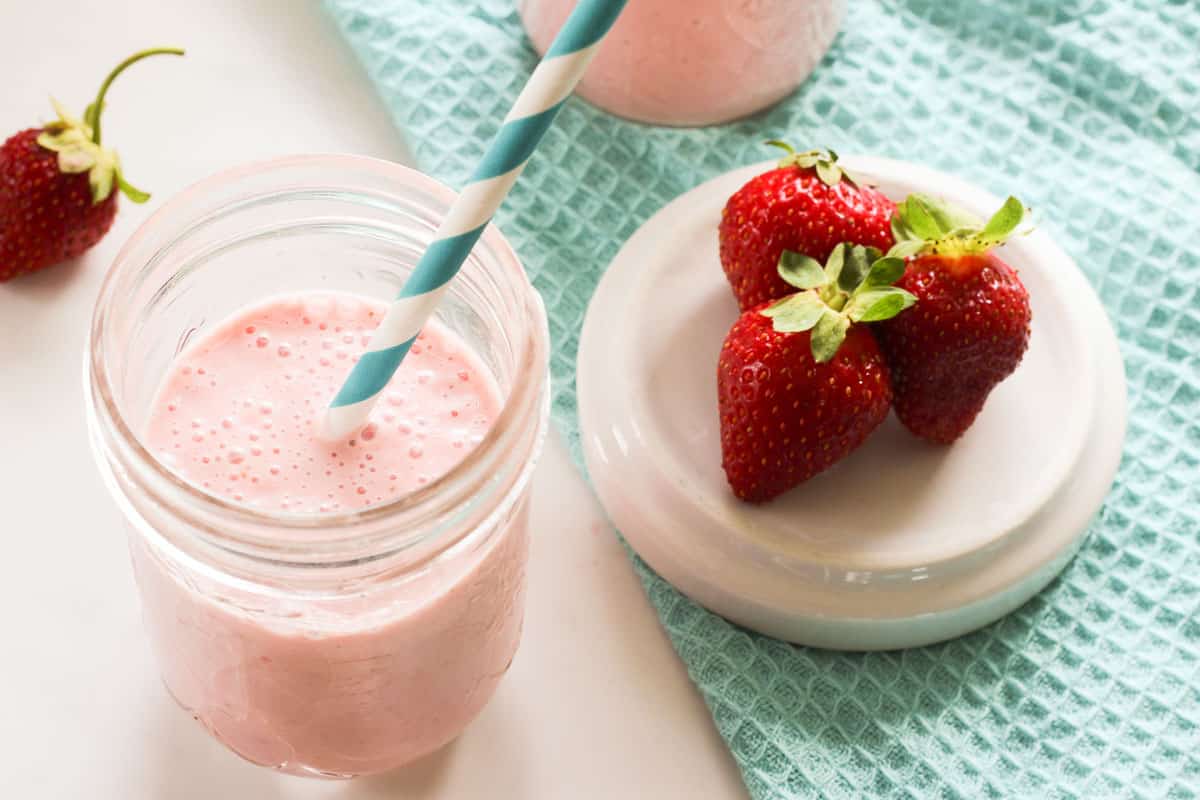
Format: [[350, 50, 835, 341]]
[[86, 155, 550, 778]]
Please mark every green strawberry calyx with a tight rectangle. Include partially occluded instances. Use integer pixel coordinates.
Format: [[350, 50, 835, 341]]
[[765, 141, 857, 188], [761, 244, 917, 363], [890, 193, 1027, 259], [36, 47, 185, 205]]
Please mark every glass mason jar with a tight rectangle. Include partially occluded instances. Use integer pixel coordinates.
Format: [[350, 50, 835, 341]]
[[85, 155, 550, 778], [520, 0, 846, 126]]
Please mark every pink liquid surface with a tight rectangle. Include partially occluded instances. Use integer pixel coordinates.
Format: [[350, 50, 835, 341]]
[[135, 292, 529, 776], [521, 0, 844, 126], [145, 292, 499, 513]]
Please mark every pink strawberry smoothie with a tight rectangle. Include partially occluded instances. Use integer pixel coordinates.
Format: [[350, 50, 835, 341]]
[[145, 292, 499, 513], [520, 0, 844, 126], [133, 291, 528, 775]]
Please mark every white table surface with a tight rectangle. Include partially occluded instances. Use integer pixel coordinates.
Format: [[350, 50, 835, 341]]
[[0, 2, 747, 797]]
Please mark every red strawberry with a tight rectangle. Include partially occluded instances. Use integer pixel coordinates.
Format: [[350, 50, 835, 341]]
[[718, 244, 916, 502], [0, 47, 184, 282], [876, 195, 1032, 444], [718, 144, 896, 312]]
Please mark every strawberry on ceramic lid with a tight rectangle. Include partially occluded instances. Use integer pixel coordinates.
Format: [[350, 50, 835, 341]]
[[718, 143, 896, 312], [876, 194, 1033, 444], [0, 47, 184, 282], [717, 244, 917, 502]]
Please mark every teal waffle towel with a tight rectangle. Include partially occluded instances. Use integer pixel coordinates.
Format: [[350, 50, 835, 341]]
[[325, 1, 1200, 796]]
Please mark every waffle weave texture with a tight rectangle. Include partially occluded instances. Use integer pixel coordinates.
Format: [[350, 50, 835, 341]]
[[326, 1, 1200, 796]]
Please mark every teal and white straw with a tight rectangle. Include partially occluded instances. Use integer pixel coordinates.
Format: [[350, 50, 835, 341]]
[[323, 0, 627, 439]]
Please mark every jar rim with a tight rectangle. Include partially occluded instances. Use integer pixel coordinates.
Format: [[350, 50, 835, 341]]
[[87, 154, 549, 564]]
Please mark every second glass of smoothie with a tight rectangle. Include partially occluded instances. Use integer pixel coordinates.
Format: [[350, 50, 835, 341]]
[[520, 0, 846, 126], [86, 155, 550, 777]]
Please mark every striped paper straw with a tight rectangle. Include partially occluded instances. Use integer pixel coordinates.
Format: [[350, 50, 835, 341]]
[[323, 0, 627, 440]]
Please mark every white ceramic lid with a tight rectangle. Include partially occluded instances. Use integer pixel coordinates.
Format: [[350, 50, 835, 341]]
[[577, 156, 1126, 650]]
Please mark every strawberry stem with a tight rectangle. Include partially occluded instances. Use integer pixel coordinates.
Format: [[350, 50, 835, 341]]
[[87, 47, 185, 146]]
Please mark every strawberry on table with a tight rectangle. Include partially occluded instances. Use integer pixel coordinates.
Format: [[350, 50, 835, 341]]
[[876, 194, 1032, 444], [718, 244, 916, 502], [0, 47, 184, 282], [718, 143, 896, 311]]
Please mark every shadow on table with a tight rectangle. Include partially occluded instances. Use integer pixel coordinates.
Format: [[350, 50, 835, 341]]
[[0, 255, 87, 298], [338, 742, 459, 798]]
